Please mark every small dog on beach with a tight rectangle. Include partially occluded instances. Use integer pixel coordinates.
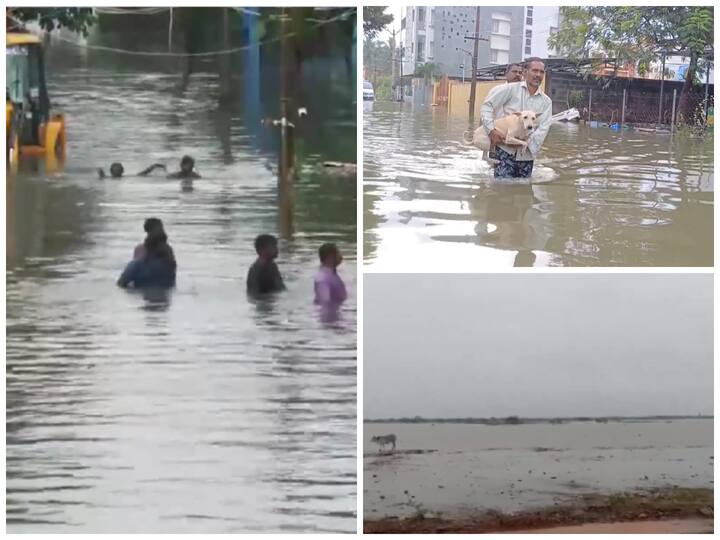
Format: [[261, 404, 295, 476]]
[[371, 434, 397, 453], [463, 110, 541, 164]]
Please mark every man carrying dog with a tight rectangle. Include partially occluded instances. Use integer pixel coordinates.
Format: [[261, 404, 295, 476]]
[[481, 58, 552, 178]]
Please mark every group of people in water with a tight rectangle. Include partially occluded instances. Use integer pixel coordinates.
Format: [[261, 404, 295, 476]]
[[117, 218, 348, 307], [110, 153, 347, 307], [99, 155, 201, 180]]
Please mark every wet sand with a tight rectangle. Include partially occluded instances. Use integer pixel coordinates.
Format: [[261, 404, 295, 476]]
[[364, 420, 713, 528]]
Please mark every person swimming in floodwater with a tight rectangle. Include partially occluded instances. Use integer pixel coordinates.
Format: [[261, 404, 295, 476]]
[[134, 217, 176, 264], [246, 234, 285, 295], [314, 243, 347, 306], [117, 230, 177, 289], [98, 155, 200, 180], [166, 155, 201, 179], [98, 162, 166, 179]]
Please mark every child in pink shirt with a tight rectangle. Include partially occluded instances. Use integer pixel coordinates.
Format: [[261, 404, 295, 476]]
[[314, 243, 347, 305]]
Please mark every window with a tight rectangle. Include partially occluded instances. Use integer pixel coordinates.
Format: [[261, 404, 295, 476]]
[[490, 35, 510, 52], [6, 46, 30, 103], [416, 38, 425, 61], [417, 7, 425, 25], [527, 6, 533, 16], [525, 29, 532, 38], [526, 38, 532, 47], [490, 48, 509, 64], [492, 12, 511, 35], [525, 46, 532, 55], [429, 41, 434, 59], [526, 17, 533, 25], [549, 26, 558, 35]]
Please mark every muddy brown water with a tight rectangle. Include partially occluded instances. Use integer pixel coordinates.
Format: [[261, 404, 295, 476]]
[[363, 101, 713, 268], [363, 420, 713, 519], [6, 50, 356, 532]]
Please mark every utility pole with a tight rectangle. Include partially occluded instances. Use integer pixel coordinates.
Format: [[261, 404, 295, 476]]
[[657, 51, 666, 127], [391, 28, 397, 101], [465, 7, 488, 125], [703, 58, 710, 124], [219, 7, 232, 103], [399, 47, 404, 102], [278, 7, 294, 238], [279, 7, 291, 185]]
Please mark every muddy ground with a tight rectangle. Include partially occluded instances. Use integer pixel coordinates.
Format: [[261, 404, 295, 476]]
[[363, 487, 713, 533]]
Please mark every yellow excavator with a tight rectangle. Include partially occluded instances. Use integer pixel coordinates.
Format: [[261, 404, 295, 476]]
[[6, 29, 66, 172]]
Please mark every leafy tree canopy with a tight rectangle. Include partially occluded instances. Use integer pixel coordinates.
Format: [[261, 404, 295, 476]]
[[363, 7, 393, 39]]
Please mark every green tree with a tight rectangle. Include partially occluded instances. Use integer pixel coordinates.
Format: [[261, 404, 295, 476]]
[[415, 62, 443, 82], [364, 37, 392, 75], [9, 7, 96, 36], [363, 6, 393, 39], [548, 7, 713, 122]]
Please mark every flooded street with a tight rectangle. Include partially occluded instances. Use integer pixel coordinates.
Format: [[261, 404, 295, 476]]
[[363, 102, 713, 268], [7, 49, 356, 533], [364, 420, 713, 519]]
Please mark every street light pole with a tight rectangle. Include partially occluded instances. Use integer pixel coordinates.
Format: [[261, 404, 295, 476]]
[[457, 47, 473, 84]]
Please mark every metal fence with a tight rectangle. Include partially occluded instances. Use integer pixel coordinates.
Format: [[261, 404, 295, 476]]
[[568, 84, 713, 129]]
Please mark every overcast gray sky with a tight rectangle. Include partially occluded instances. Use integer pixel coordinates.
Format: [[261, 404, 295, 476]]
[[376, 6, 402, 41], [364, 274, 713, 419]]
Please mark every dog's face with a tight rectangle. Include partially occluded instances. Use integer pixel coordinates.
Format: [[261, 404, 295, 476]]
[[513, 111, 540, 133]]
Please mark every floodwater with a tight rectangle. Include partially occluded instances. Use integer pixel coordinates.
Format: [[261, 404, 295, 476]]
[[6, 47, 357, 533], [364, 420, 713, 519], [363, 102, 714, 268]]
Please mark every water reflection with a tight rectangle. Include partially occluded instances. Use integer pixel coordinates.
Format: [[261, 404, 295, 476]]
[[364, 102, 713, 268], [6, 45, 356, 533]]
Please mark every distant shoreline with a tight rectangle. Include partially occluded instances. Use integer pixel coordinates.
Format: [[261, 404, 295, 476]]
[[364, 415, 712, 425]]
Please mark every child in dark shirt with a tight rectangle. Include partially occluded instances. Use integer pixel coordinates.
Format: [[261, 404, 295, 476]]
[[246, 234, 285, 295]]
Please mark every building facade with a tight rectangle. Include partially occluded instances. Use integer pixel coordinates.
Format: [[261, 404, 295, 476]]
[[656, 55, 714, 83], [522, 6, 560, 60], [399, 6, 561, 79]]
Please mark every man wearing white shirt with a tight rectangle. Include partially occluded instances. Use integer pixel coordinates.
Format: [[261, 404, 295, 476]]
[[480, 58, 552, 178]]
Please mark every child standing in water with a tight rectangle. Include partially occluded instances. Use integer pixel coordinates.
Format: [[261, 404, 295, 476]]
[[314, 243, 347, 305], [134, 218, 175, 263], [247, 234, 286, 295], [118, 230, 177, 289]]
